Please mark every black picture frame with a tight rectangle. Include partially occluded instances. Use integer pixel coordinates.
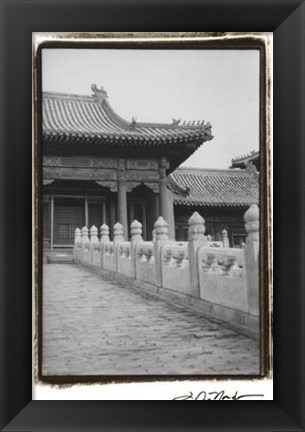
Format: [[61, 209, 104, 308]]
[[0, 1, 304, 431]]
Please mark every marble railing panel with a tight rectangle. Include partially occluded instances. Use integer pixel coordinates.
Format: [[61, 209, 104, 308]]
[[197, 247, 248, 312], [161, 243, 190, 295]]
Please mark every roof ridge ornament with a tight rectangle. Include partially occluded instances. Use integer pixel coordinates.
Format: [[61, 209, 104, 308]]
[[91, 84, 108, 102], [245, 161, 258, 175], [130, 116, 137, 129], [232, 150, 259, 162], [204, 122, 212, 133], [180, 119, 211, 131], [172, 118, 181, 126]]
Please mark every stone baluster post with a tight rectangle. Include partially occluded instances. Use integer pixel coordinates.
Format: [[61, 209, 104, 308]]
[[81, 226, 89, 264], [188, 212, 207, 298], [131, 220, 143, 243], [90, 225, 99, 242], [154, 216, 169, 287], [222, 229, 230, 248], [73, 228, 81, 263], [90, 225, 99, 266], [113, 222, 124, 244], [100, 224, 110, 243], [131, 219, 143, 278], [100, 224, 110, 268], [244, 204, 260, 316], [113, 222, 124, 272]]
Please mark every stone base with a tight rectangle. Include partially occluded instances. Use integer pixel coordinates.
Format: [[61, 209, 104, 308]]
[[45, 249, 74, 264]]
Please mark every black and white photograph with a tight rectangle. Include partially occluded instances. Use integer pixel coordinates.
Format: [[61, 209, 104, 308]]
[[38, 36, 269, 383]]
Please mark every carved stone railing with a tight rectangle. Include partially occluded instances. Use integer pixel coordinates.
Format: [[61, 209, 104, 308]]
[[103, 241, 116, 272], [81, 226, 91, 265], [197, 247, 248, 312], [135, 241, 156, 285], [90, 225, 100, 267], [73, 204, 260, 336], [73, 228, 82, 263], [161, 242, 190, 295], [117, 242, 133, 277]]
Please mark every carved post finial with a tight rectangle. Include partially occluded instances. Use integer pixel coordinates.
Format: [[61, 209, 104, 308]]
[[74, 228, 81, 247], [90, 225, 99, 244], [188, 212, 205, 241], [100, 224, 110, 243], [152, 229, 156, 242], [90, 226, 100, 265], [113, 222, 124, 243], [153, 217, 169, 287], [130, 220, 143, 242], [73, 227, 82, 263], [244, 204, 259, 242], [222, 229, 230, 248], [188, 212, 207, 298], [81, 226, 90, 261], [81, 226, 89, 243], [154, 216, 169, 241], [243, 204, 259, 316]]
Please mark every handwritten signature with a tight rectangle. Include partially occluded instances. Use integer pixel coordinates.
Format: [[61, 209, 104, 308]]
[[173, 390, 264, 400]]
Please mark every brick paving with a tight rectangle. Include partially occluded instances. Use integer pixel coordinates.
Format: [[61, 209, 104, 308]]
[[42, 264, 260, 376]]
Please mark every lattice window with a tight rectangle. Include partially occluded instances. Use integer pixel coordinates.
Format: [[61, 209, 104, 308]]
[[54, 198, 85, 245]]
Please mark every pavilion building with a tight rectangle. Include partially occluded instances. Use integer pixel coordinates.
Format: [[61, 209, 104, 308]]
[[231, 150, 260, 171], [168, 166, 259, 245], [42, 85, 258, 251]]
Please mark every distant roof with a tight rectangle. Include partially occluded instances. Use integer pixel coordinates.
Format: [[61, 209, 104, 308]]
[[169, 167, 259, 207], [42, 85, 213, 171], [231, 150, 260, 170]]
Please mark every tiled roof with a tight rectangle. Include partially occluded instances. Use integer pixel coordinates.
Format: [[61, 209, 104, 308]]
[[231, 150, 259, 169], [169, 167, 259, 207], [42, 87, 213, 148]]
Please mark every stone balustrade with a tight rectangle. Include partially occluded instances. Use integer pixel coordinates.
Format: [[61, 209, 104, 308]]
[[74, 228, 82, 263], [197, 247, 248, 312], [73, 205, 260, 337], [161, 242, 190, 295], [117, 242, 132, 277], [135, 241, 156, 284], [102, 241, 116, 272]]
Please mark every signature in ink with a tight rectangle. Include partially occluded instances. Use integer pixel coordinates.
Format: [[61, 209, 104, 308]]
[[173, 390, 264, 400]]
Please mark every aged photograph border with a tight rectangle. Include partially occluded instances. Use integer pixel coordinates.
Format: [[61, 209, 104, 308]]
[[0, 0, 304, 430], [35, 34, 269, 384]]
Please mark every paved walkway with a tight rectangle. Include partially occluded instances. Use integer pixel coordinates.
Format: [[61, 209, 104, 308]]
[[42, 264, 260, 376]]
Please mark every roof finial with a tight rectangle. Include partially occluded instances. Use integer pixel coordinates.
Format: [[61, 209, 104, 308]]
[[130, 116, 137, 129], [245, 161, 257, 175], [172, 118, 181, 126], [91, 84, 108, 102], [204, 122, 212, 132]]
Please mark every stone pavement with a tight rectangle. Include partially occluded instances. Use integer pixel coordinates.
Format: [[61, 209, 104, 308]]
[[42, 264, 260, 376]]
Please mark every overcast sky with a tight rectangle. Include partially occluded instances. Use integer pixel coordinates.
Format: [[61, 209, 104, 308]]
[[42, 49, 259, 169]]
